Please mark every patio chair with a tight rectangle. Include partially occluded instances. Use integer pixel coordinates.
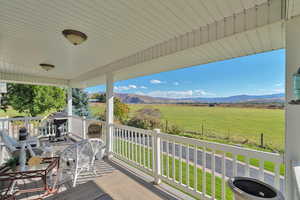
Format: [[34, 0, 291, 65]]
[[0, 130, 40, 153], [59, 140, 94, 187]]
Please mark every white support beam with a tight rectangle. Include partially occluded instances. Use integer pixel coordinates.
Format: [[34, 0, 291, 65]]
[[106, 72, 114, 158], [67, 87, 72, 133], [71, 0, 283, 87], [285, 14, 300, 200], [0, 72, 69, 87]]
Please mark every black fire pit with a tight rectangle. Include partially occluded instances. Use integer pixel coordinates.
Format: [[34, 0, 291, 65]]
[[227, 177, 284, 200]]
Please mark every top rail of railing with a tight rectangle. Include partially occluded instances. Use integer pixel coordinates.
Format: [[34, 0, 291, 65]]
[[0, 116, 43, 122]]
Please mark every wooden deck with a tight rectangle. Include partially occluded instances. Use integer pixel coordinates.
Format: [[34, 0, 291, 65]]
[[1, 138, 181, 200]]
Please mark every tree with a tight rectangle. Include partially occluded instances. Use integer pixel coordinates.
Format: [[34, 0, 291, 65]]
[[113, 98, 129, 123], [72, 88, 90, 117], [101, 97, 130, 123], [91, 93, 106, 103], [7, 83, 66, 116], [0, 93, 9, 112]]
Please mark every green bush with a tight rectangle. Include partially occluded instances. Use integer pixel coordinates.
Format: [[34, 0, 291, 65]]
[[167, 124, 183, 135]]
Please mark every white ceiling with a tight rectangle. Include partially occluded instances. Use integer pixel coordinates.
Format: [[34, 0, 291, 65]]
[[0, 0, 291, 87]]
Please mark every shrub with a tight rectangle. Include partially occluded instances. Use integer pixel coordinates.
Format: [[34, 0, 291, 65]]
[[127, 107, 162, 130], [167, 124, 183, 135]]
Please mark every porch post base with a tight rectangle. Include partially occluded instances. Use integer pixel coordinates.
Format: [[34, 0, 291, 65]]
[[106, 152, 114, 160], [153, 178, 161, 185]]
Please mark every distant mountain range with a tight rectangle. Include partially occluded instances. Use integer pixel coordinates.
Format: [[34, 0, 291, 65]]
[[177, 93, 285, 103], [90, 93, 285, 104]]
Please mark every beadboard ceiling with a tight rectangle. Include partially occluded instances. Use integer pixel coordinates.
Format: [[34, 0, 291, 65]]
[[0, 0, 291, 87]]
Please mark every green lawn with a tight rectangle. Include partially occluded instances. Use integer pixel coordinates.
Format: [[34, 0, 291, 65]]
[[90, 103, 284, 152]]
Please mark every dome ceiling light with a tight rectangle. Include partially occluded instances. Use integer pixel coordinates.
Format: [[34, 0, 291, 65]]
[[40, 63, 55, 71], [62, 29, 87, 45]]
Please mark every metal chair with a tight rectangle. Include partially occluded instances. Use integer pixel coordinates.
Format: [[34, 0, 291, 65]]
[[60, 140, 93, 187]]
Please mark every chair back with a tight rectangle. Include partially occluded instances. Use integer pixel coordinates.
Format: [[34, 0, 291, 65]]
[[88, 138, 105, 159], [0, 130, 18, 152], [60, 140, 93, 169]]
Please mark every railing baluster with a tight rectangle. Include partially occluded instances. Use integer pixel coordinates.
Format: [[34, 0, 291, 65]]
[[259, 160, 264, 181], [127, 130, 130, 160], [139, 132, 142, 166], [166, 140, 169, 179], [179, 143, 182, 184], [202, 147, 206, 198], [211, 150, 215, 199], [135, 131, 138, 163], [144, 133, 147, 168], [125, 130, 129, 159], [127, 130, 130, 159], [172, 141, 175, 180], [118, 128, 121, 155], [222, 153, 226, 200], [119, 128, 122, 156], [274, 163, 280, 189], [112, 127, 115, 152], [194, 145, 197, 192], [233, 154, 237, 176], [116, 128, 118, 155], [130, 131, 133, 161], [122, 129, 124, 158], [161, 139, 164, 176], [124, 129, 127, 158], [246, 156, 250, 177], [186, 144, 189, 187], [147, 133, 150, 169]]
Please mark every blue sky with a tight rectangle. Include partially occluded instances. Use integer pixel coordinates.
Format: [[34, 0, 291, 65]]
[[86, 49, 285, 98]]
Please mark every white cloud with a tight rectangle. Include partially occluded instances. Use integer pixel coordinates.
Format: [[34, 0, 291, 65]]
[[114, 84, 146, 91], [273, 88, 284, 93], [128, 85, 137, 89], [114, 86, 130, 91], [136, 89, 214, 99], [275, 83, 283, 87], [150, 79, 163, 84], [173, 82, 179, 86]]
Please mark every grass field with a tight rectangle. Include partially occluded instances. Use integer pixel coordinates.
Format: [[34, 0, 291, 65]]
[[90, 103, 284, 152]]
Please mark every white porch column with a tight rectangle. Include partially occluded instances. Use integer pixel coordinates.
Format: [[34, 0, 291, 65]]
[[67, 87, 72, 133], [285, 15, 300, 200], [106, 72, 114, 158]]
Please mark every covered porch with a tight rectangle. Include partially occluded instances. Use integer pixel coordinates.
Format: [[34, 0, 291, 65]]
[[0, 0, 300, 199]]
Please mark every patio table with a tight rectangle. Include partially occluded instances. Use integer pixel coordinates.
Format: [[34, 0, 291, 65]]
[[0, 157, 60, 200]]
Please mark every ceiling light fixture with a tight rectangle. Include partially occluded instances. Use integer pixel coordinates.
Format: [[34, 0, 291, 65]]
[[62, 29, 87, 45], [40, 63, 55, 71]]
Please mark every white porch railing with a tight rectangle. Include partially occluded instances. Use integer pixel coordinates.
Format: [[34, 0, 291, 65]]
[[112, 124, 284, 200], [0, 116, 44, 140], [0, 116, 285, 200]]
